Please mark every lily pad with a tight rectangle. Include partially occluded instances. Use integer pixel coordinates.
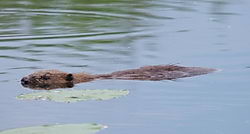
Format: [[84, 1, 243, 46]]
[[17, 89, 129, 103], [0, 123, 106, 134]]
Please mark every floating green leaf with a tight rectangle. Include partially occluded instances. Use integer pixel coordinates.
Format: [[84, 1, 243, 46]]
[[17, 89, 129, 103], [0, 123, 106, 134]]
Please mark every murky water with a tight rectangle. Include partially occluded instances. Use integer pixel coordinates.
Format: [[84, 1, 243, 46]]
[[1, 0, 250, 133]]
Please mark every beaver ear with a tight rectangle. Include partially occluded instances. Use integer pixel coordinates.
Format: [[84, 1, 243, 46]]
[[65, 73, 74, 81]]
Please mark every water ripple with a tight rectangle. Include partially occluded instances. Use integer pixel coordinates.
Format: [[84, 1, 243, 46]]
[[1, 8, 140, 20], [8, 66, 41, 70], [0, 31, 137, 42], [0, 55, 41, 62]]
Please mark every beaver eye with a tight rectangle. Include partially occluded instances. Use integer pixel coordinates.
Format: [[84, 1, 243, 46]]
[[65, 73, 73, 81]]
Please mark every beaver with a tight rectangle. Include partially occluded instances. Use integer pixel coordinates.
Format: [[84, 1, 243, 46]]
[[21, 65, 216, 90]]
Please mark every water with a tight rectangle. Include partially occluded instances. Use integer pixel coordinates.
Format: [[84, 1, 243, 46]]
[[0, 0, 250, 133]]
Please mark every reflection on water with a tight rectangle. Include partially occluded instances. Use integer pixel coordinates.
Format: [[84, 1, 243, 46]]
[[0, 0, 239, 70], [1, 0, 250, 134], [0, 0, 165, 38], [0, 0, 169, 69]]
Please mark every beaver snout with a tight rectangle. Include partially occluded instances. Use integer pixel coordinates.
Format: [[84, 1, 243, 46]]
[[21, 77, 29, 86]]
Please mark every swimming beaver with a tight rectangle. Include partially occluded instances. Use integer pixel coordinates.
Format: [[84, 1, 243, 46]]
[[21, 65, 216, 90]]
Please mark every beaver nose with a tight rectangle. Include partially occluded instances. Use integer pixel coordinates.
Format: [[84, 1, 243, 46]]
[[21, 77, 29, 85]]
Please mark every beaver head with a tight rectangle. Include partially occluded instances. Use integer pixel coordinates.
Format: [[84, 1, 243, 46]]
[[21, 70, 74, 90]]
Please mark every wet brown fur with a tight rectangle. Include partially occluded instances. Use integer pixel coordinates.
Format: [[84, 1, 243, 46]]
[[21, 65, 216, 90]]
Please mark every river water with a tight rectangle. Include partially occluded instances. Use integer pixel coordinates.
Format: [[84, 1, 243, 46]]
[[0, 0, 250, 133]]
